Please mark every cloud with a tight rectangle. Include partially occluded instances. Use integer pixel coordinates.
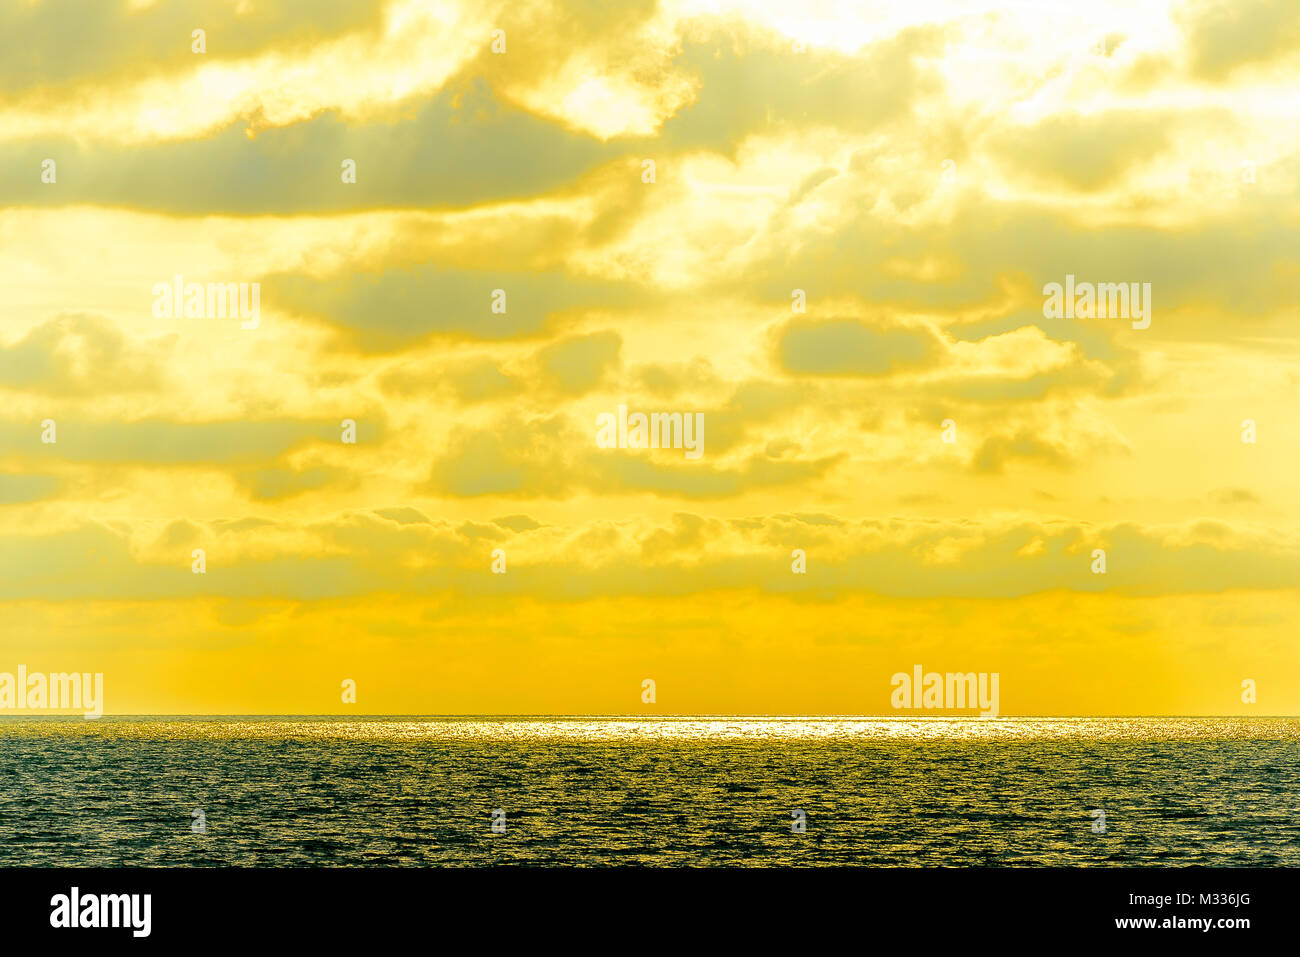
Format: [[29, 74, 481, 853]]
[[532, 330, 621, 395], [1210, 487, 1262, 505], [381, 356, 522, 403], [1178, 0, 1300, 79], [493, 514, 543, 532], [971, 430, 1073, 474], [777, 318, 944, 376], [238, 465, 354, 501], [749, 200, 1300, 334], [659, 27, 946, 153], [0, 0, 384, 96], [426, 414, 576, 498], [635, 358, 719, 397], [0, 417, 383, 465], [0, 77, 617, 214], [372, 507, 433, 525], [992, 111, 1177, 191], [3, 514, 1297, 602], [590, 449, 844, 499], [0, 472, 59, 505], [2, 0, 1299, 716], [0, 314, 174, 395], [423, 412, 843, 499], [267, 264, 636, 350], [702, 380, 809, 454]]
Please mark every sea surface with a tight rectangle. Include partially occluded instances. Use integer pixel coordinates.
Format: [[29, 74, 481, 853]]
[[1, 716, 1297, 866]]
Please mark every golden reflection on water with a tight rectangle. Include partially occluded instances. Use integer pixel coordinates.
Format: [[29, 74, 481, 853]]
[[2, 716, 1296, 742]]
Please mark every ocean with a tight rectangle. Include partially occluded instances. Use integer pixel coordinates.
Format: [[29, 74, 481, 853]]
[[1, 716, 1296, 866]]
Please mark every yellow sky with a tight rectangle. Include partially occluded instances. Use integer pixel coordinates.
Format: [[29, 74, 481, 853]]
[[1, 0, 1299, 714]]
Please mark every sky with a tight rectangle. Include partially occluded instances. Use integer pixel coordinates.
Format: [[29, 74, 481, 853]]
[[1, 0, 1298, 715]]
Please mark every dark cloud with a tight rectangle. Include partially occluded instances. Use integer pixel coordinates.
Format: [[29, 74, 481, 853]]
[[0, 0, 382, 95], [1178, 0, 1300, 79], [778, 318, 944, 376], [266, 264, 637, 351], [971, 430, 1072, 474], [0, 416, 384, 465], [748, 200, 1300, 337], [532, 330, 621, 395], [0, 472, 59, 504], [992, 110, 1176, 190], [659, 27, 946, 154], [238, 465, 354, 500], [0, 314, 174, 395], [423, 412, 843, 500], [0, 78, 619, 214]]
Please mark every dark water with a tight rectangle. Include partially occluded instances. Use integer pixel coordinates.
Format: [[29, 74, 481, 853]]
[[1, 717, 1297, 866]]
